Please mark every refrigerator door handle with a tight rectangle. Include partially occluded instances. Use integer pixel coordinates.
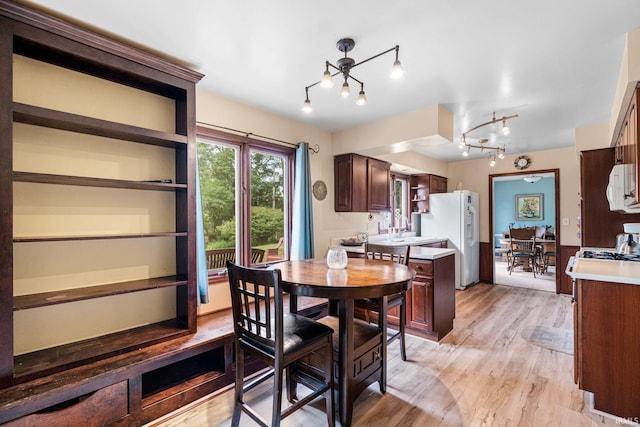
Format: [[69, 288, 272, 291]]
[[467, 205, 479, 246]]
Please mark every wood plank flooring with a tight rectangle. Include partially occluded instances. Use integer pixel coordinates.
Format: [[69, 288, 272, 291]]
[[145, 283, 619, 427]]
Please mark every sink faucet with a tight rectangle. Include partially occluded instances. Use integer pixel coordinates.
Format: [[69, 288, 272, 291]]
[[391, 215, 410, 238]]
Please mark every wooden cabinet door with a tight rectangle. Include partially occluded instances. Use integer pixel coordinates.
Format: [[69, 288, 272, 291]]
[[580, 148, 640, 247], [407, 260, 434, 332], [367, 158, 391, 211], [429, 175, 448, 193], [334, 154, 367, 212], [408, 276, 434, 331]]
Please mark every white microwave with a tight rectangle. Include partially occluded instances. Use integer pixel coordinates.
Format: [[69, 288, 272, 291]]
[[607, 164, 640, 213]]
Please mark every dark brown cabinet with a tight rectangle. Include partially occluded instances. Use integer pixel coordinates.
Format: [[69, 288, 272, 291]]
[[429, 174, 448, 193], [615, 86, 639, 208], [410, 174, 448, 213], [574, 278, 640, 418], [406, 254, 455, 341], [580, 148, 640, 247], [334, 153, 390, 212]]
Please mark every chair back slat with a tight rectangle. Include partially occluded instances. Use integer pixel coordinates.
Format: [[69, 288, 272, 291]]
[[227, 261, 283, 352], [509, 227, 537, 254], [364, 243, 410, 265]]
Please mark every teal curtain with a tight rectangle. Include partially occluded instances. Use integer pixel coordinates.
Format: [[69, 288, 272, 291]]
[[290, 142, 314, 260], [195, 150, 209, 303]]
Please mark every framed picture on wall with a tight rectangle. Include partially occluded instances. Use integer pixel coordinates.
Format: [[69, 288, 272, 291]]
[[515, 193, 543, 220]]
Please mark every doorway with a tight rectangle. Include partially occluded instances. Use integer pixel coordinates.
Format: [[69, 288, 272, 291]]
[[489, 169, 560, 293]]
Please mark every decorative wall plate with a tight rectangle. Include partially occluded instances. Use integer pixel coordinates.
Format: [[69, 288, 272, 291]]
[[514, 155, 531, 170], [312, 180, 327, 200]]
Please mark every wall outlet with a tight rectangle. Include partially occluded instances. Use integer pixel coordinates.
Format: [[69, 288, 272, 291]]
[[562, 217, 570, 226]]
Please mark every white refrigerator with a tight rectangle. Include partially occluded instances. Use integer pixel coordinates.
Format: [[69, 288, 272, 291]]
[[420, 190, 479, 290]]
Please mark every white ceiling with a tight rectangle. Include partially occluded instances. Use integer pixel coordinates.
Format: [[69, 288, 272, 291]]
[[20, 0, 640, 162]]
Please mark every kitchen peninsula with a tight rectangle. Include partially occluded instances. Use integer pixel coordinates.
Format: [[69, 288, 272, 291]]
[[334, 236, 456, 341], [568, 257, 640, 419]]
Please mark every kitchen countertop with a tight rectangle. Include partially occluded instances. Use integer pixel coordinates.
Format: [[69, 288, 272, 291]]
[[407, 246, 456, 260], [330, 235, 454, 260], [569, 257, 640, 285]]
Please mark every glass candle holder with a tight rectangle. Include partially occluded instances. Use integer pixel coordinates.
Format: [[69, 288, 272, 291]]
[[326, 248, 348, 269]]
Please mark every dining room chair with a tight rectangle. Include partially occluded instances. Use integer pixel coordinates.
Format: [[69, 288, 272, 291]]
[[226, 261, 335, 427], [508, 226, 538, 277], [540, 250, 555, 274], [355, 243, 411, 361]]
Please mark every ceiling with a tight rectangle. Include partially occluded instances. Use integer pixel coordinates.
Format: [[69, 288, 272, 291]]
[[20, 0, 640, 162]]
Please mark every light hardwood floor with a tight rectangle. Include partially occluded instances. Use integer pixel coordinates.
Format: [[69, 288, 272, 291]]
[[146, 283, 619, 427]]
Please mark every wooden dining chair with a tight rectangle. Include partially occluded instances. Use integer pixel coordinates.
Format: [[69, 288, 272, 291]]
[[508, 227, 538, 277], [355, 243, 411, 361], [226, 261, 335, 427]]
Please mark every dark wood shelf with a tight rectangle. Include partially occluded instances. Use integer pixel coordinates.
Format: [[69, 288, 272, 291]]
[[14, 232, 187, 243], [13, 102, 188, 148], [13, 320, 191, 384], [141, 348, 226, 405], [14, 276, 188, 310], [13, 171, 186, 191]]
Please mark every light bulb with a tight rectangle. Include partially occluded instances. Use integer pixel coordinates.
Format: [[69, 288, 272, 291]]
[[391, 60, 404, 79], [458, 141, 465, 149], [320, 70, 334, 88], [462, 150, 469, 157], [341, 81, 350, 97], [356, 89, 367, 105], [490, 159, 496, 167], [498, 151, 505, 159], [302, 99, 312, 113], [502, 121, 510, 135]]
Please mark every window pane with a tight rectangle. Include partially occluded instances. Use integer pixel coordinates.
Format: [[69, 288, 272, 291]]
[[392, 176, 409, 229], [197, 140, 238, 270], [250, 150, 286, 264]]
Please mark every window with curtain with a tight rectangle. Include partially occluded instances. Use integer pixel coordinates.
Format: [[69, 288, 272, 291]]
[[196, 127, 293, 278]]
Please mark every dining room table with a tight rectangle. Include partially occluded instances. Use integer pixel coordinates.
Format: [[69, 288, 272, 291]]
[[268, 257, 415, 427]]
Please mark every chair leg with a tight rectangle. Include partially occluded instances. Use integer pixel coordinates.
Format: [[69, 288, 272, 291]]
[[531, 257, 536, 278], [286, 363, 297, 402], [231, 347, 244, 427], [324, 337, 335, 427], [271, 361, 284, 427], [399, 296, 407, 361]]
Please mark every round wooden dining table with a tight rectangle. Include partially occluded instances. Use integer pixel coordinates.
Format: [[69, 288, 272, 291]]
[[269, 257, 415, 427]]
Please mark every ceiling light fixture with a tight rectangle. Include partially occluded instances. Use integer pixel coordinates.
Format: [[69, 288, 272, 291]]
[[523, 175, 542, 183], [302, 38, 402, 111], [459, 111, 518, 165]]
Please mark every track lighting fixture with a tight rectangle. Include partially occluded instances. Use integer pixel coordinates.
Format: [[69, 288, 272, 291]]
[[302, 87, 312, 113], [459, 111, 518, 165], [302, 38, 402, 112]]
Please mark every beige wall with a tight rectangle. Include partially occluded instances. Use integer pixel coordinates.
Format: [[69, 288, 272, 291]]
[[447, 148, 582, 246]]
